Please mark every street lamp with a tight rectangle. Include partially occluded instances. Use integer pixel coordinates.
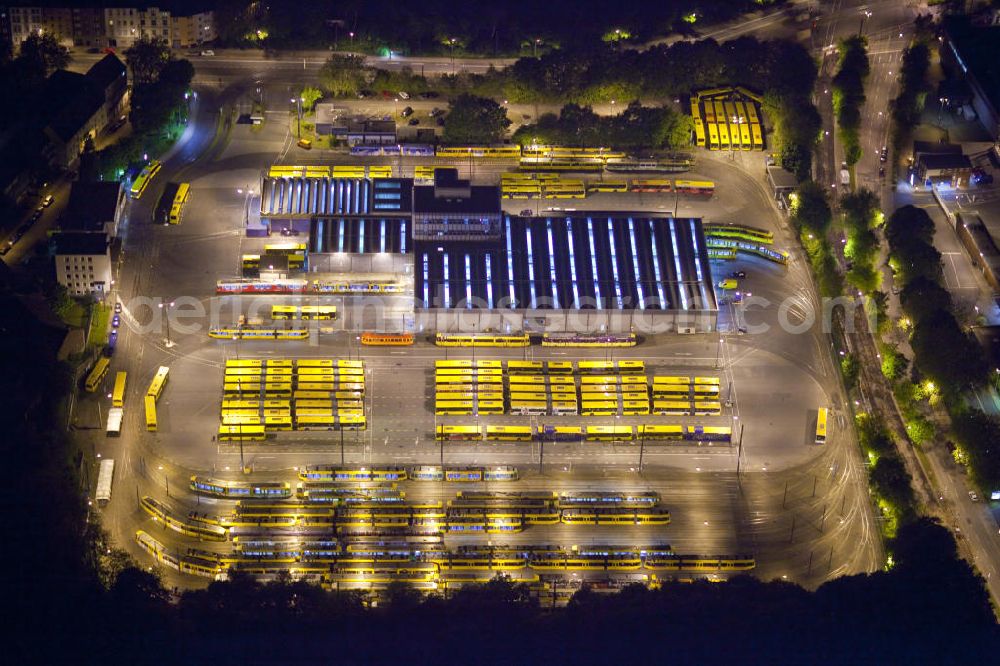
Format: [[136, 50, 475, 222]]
[[938, 97, 949, 123], [291, 97, 302, 138], [859, 9, 872, 36], [533, 38, 541, 58], [158, 300, 175, 347]]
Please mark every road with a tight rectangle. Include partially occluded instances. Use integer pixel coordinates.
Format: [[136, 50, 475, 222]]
[[809, 0, 1000, 613]]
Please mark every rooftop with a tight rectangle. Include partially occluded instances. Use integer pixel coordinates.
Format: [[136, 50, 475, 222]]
[[412, 184, 501, 215], [52, 232, 109, 256], [945, 16, 1000, 115], [918, 153, 973, 171], [414, 214, 717, 313], [85, 53, 126, 92], [61, 181, 121, 232]]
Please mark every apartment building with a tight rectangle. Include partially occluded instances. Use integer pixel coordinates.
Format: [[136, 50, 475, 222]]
[[171, 10, 216, 47], [53, 232, 112, 298]]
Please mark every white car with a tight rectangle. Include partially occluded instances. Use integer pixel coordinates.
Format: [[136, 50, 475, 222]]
[[398, 91, 410, 99], [200, 50, 215, 56], [969, 491, 980, 502]]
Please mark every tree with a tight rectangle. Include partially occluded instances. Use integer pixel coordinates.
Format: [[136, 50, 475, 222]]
[[125, 36, 170, 85], [910, 311, 986, 389], [790, 181, 832, 237], [900, 275, 952, 324], [16, 32, 70, 78], [886, 205, 935, 250], [442, 94, 511, 144], [300, 86, 323, 112], [318, 54, 369, 97], [870, 454, 915, 516]]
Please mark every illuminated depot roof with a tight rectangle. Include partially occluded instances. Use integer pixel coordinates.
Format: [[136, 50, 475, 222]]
[[414, 215, 717, 313]]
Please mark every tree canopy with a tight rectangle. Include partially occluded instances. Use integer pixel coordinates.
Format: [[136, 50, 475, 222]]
[[442, 94, 511, 144]]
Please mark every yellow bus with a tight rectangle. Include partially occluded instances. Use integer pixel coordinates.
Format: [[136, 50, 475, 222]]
[[816, 407, 828, 444], [147, 366, 169, 401], [509, 401, 547, 416], [435, 400, 475, 415], [295, 359, 333, 367], [638, 424, 684, 440], [477, 400, 505, 415], [618, 360, 645, 373], [578, 360, 615, 374], [652, 400, 693, 416], [692, 402, 722, 416], [621, 401, 650, 415], [111, 371, 127, 407], [580, 401, 618, 416], [693, 385, 720, 399], [551, 401, 578, 415], [580, 375, 619, 385], [130, 160, 161, 198], [485, 426, 533, 441], [226, 359, 263, 368], [585, 426, 635, 441], [218, 425, 267, 442], [505, 360, 544, 374], [694, 376, 720, 386], [436, 425, 484, 441], [434, 333, 530, 347], [85, 357, 111, 393], [145, 395, 157, 431], [168, 182, 190, 224], [587, 180, 629, 193], [435, 360, 502, 369]]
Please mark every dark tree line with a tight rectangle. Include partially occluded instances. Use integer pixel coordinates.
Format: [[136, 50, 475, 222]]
[[832, 36, 870, 167], [211, 0, 779, 54], [885, 206, 999, 491]]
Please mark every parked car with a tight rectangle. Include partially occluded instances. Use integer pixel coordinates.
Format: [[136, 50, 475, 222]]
[[398, 91, 410, 99], [436, 117, 445, 127], [280, 227, 300, 236], [880, 146, 888, 163], [879, 166, 886, 178], [972, 168, 994, 185], [729, 271, 746, 279], [0, 245, 10, 256], [381, 90, 393, 99], [429, 108, 443, 117], [41, 194, 53, 207], [969, 490, 980, 502], [200, 50, 215, 56], [520, 209, 534, 216], [30, 210, 42, 222], [114, 302, 122, 314], [112, 315, 120, 328], [297, 139, 312, 150], [419, 91, 440, 99], [400, 106, 413, 118], [408, 118, 420, 126]]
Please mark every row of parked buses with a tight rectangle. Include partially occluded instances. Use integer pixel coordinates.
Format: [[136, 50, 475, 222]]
[[435, 424, 732, 442], [209, 328, 310, 340], [434, 333, 640, 348], [215, 279, 404, 295], [195, 501, 671, 530], [136, 530, 754, 581], [692, 88, 766, 152], [297, 465, 518, 483], [268, 164, 394, 178]]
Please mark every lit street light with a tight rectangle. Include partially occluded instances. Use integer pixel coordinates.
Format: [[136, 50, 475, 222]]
[[158, 300, 175, 347]]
